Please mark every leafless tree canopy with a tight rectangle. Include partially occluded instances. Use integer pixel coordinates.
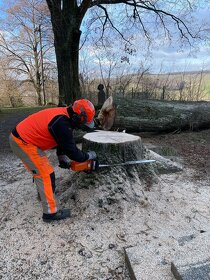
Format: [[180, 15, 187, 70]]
[[0, 0, 56, 106], [46, 0, 203, 104]]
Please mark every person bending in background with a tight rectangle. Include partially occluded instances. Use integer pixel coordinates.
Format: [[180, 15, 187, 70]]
[[9, 99, 97, 223]]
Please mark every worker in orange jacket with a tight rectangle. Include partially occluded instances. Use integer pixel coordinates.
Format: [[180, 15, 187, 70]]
[[9, 99, 97, 222]]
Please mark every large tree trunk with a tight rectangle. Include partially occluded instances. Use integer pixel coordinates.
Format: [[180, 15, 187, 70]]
[[46, 0, 82, 105], [99, 97, 210, 132], [54, 28, 81, 105]]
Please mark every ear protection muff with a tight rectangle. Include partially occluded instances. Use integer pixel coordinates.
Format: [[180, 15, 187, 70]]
[[79, 111, 87, 124], [71, 111, 87, 125]]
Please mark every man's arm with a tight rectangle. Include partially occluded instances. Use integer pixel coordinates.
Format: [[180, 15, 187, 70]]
[[48, 115, 89, 162]]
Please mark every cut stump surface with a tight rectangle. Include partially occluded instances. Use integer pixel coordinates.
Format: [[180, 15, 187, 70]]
[[83, 131, 140, 144], [82, 131, 144, 165]]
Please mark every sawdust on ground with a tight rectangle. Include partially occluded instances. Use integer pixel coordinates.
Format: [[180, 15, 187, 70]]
[[1, 129, 210, 280]]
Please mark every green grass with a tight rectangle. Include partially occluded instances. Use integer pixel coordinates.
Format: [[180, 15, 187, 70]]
[[206, 85, 210, 96]]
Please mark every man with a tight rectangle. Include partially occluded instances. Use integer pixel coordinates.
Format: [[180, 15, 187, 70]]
[[9, 99, 97, 223]]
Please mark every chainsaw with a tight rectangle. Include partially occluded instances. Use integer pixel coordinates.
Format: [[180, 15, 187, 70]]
[[70, 159, 156, 172]]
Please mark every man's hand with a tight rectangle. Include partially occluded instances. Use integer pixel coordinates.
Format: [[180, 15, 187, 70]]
[[58, 155, 70, 169], [87, 151, 97, 160]]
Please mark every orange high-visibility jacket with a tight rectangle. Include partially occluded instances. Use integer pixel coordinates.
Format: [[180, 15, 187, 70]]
[[16, 107, 69, 150]]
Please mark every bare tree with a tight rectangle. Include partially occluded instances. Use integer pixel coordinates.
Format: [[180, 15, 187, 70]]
[[94, 45, 118, 97], [0, 58, 23, 107], [0, 0, 55, 106], [114, 73, 133, 98], [185, 70, 206, 101]]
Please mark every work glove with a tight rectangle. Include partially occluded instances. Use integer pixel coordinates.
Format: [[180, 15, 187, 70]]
[[58, 155, 70, 169], [87, 151, 97, 160]]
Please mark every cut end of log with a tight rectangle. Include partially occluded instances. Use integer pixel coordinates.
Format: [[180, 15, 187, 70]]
[[82, 131, 144, 166], [97, 96, 116, 130], [83, 131, 140, 144]]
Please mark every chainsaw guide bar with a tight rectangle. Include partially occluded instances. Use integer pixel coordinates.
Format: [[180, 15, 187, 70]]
[[99, 159, 156, 168]]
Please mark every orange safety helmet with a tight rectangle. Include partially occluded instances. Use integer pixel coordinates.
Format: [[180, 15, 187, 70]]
[[72, 99, 95, 128]]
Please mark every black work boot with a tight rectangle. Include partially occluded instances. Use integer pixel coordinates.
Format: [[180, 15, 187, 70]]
[[42, 209, 71, 223]]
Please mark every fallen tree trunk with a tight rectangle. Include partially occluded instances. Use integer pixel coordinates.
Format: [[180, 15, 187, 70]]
[[99, 97, 210, 132]]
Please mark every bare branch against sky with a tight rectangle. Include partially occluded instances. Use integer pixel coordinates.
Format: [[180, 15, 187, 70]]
[[81, 0, 210, 73]]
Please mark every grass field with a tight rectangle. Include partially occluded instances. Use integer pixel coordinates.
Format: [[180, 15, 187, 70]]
[[123, 70, 210, 101]]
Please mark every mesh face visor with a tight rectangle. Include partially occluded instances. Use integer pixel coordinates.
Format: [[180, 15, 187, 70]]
[[72, 99, 95, 128]]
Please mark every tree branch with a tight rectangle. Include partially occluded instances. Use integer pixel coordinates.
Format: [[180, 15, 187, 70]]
[[79, 0, 92, 21], [90, 0, 195, 41], [97, 4, 131, 43], [0, 34, 35, 83]]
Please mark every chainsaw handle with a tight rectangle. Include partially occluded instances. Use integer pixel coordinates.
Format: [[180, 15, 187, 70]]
[[70, 160, 92, 172], [70, 159, 99, 172]]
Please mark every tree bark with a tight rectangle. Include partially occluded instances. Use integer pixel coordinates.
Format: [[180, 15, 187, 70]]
[[54, 28, 81, 105], [46, 0, 82, 105], [34, 33, 42, 106], [110, 98, 210, 132]]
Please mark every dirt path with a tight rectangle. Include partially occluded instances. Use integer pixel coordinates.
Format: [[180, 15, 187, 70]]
[[0, 108, 44, 152]]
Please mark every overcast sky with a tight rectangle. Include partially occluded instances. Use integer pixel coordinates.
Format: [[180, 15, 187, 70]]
[[147, 6, 210, 73]]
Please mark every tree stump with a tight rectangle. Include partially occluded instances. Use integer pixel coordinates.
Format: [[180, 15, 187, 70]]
[[83, 131, 144, 165], [60, 131, 156, 214]]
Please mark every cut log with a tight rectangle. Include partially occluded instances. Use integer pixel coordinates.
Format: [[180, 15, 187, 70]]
[[73, 96, 116, 142], [97, 97, 210, 132], [97, 96, 116, 130]]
